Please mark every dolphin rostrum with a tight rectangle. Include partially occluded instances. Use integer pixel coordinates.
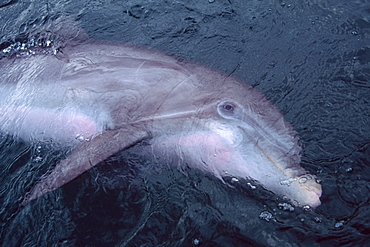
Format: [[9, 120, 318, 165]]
[[0, 40, 322, 208]]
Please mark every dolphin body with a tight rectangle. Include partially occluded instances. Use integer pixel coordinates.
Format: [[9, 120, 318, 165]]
[[0, 40, 321, 208]]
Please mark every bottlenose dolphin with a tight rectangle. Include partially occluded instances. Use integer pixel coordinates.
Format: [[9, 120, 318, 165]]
[[0, 40, 321, 208]]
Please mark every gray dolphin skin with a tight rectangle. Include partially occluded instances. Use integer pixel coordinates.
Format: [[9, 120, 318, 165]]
[[0, 41, 322, 208]]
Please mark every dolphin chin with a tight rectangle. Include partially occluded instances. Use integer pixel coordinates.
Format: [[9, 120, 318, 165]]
[[0, 38, 322, 208]]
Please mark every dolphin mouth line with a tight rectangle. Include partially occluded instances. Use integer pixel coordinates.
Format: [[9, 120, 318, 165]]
[[256, 143, 288, 176], [255, 141, 298, 180]]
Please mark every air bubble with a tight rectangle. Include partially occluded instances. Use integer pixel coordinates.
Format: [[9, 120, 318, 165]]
[[259, 211, 274, 222], [298, 176, 308, 184], [280, 178, 295, 186], [193, 238, 200, 245], [335, 220, 345, 228], [33, 156, 42, 162], [247, 182, 256, 189], [278, 202, 295, 212], [76, 134, 86, 142]]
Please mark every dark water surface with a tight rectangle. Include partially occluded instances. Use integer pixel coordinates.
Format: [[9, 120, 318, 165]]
[[0, 0, 369, 246]]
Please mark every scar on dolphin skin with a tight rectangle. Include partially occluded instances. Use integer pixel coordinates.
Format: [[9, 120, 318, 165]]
[[0, 28, 322, 208]]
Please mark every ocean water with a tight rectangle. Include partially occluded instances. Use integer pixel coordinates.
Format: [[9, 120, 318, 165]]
[[0, 0, 369, 246]]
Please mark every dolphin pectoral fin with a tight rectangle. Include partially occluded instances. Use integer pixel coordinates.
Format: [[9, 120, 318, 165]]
[[21, 126, 149, 206]]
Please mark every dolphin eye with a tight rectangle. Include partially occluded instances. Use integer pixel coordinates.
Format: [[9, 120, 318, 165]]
[[223, 104, 234, 112], [218, 101, 237, 118]]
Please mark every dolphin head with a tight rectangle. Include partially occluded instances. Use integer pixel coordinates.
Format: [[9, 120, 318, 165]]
[[151, 66, 322, 208]]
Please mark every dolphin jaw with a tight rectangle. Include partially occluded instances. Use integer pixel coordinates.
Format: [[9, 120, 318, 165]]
[[203, 120, 322, 208]]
